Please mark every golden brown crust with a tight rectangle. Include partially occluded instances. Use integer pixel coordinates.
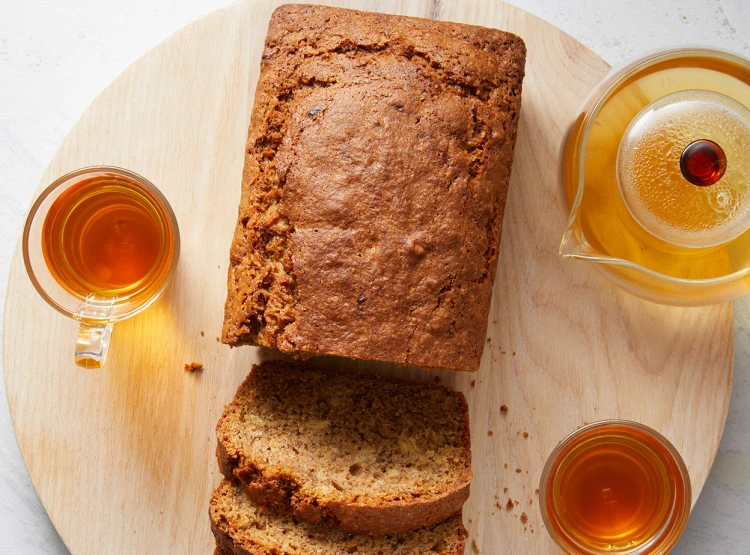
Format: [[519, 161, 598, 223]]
[[210, 480, 468, 555], [217, 442, 471, 536], [312, 485, 471, 537], [216, 360, 472, 535], [218, 448, 471, 536], [222, 4, 526, 372]]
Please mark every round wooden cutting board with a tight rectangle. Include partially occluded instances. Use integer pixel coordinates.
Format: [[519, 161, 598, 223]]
[[3, 1, 733, 553]]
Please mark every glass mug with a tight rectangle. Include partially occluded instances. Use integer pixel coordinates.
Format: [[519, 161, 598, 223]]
[[23, 167, 180, 368]]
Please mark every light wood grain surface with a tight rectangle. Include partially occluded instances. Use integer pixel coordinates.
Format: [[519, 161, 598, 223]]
[[2, 1, 734, 553]]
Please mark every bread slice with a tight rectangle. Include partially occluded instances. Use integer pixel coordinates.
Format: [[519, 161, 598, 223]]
[[210, 480, 468, 555], [216, 360, 472, 535]]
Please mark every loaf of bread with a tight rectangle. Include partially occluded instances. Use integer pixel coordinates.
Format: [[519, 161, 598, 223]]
[[222, 4, 526, 372], [210, 480, 468, 555], [216, 360, 472, 535]]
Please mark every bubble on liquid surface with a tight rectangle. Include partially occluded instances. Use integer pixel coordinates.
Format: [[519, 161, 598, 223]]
[[617, 90, 750, 248]]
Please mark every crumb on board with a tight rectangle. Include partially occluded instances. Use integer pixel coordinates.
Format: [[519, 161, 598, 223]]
[[520, 512, 528, 524], [504, 463, 508, 469], [506, 498, 514, 510], [184, 362, 204, 372], [471, 380, 476, 387], [504, 487, 508, 494], [486, 337, 491, 343], [471, 539, 481, 553], [200, 331, 204, 337], [500, 404, 508, 412], [216, 337, 220, 342], [535, 488, 540, 494], [515, 468, 522, 473], [496, 502, 503, 510], [523, 431, 529, 438], [488, 430, 494, 436], [512, 351, 516, 356]]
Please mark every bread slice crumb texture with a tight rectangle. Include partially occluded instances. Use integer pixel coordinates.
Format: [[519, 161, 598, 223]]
[[217, 360, 472, 535], [210, 480, 468, 555]]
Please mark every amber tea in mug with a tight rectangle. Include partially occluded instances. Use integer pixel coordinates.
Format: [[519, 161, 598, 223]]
[[23, 167, 179, 368], [41, 176, 172, 298]]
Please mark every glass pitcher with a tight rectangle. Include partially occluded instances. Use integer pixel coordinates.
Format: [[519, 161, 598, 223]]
[[560, 48, 750, 306]]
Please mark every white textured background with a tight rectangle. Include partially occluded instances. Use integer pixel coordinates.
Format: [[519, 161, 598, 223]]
[[1, 0, 749, 553]]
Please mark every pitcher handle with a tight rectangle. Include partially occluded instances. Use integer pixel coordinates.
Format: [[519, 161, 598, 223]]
[[75, 294, 116, 369], [75, 322, 113, 369]]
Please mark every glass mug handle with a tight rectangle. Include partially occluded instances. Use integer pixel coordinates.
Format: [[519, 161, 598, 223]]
[[74, 295, 116, 369]]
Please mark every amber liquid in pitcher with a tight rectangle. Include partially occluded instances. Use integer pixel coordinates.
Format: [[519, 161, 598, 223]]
[[41, 175, 174, 300], [564, 54, 750, 280], [544, 424, 689, 552]]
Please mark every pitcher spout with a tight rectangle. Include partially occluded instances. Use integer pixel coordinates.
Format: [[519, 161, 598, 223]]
[[559, 211, 603, 260]]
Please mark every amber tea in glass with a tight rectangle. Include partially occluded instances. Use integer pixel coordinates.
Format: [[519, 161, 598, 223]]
[[23, 167, 179, 368], [540, 421, 691, 555]]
